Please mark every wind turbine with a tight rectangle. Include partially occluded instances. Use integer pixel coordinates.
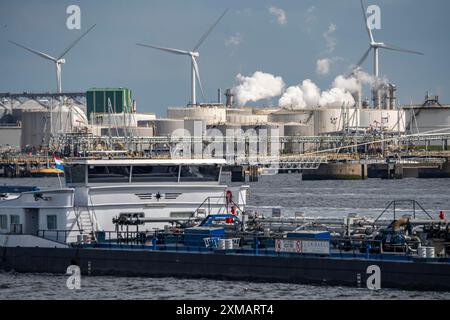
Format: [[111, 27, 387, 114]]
[[9, 24, 96, 93], [354, 1, 423, 107], [137, 9, 228, 106]]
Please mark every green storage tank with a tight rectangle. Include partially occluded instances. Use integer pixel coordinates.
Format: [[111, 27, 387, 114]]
[[86, 88, 132, 120]]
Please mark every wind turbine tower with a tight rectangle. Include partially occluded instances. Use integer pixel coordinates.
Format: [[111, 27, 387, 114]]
[[356, 0, 423, 108], [137, 9, 228, 106], [10, 25, 96, 93]]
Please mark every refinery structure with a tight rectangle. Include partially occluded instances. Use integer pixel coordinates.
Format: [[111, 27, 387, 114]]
[[1, 1, 450, 180]]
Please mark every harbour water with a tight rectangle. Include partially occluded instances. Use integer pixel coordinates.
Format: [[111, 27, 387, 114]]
[[1, 175, 450, 300]]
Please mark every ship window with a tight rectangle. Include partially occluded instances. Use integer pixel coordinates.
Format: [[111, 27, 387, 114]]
[[179, 165, 220, 182], [88, 166, 131, 183], [64, 164, 86, 184], [0, 215, 7, 230], [131, 165, 179, 182], [10, 215, 20, 225], [47, 215, 57, 230]]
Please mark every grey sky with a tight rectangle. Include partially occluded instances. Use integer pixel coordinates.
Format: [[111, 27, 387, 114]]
[[0, 0, 449, 116]]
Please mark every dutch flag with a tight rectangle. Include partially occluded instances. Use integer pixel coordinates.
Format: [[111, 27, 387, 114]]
[[54, 156, 64, 170]]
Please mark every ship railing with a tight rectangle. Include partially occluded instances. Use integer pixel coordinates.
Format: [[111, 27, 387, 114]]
[[374, 200, 433, 223], [37, 229, 74, 244], [192, 195, 244, 219]]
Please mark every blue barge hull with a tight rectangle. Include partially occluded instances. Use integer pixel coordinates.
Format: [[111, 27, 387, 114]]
[[1, 246, 450, 291]]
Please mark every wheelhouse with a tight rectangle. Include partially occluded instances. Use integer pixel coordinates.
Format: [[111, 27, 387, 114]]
[[64, 159, 226, 186]]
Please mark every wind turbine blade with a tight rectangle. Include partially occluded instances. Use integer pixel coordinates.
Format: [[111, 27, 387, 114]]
[[348, 47, 371, 77], [360, 0, 374, 43], [58, 24, 96, 59], [136, 43, 190, 56], [356, 47, 372, 68], [193, 8, 229, 51], [380, 43, 424, 55], [191, 57, 206, 101], [9, 40, 57, 62]]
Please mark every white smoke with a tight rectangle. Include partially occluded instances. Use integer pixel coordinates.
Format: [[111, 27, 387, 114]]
[[279, 74, 363, 110], [323, 23, 337, 53], [316, 58, 332, 75], [334, 69, 387, 93], [279, 80, 321, 109], [319, 88, 355, 108], [233, 69, 381, 110], [233, 71, 285, 106]]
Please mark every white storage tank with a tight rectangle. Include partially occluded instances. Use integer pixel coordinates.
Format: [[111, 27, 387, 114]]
[[268, 109, 313, 124], [284, 123, 314, 137], [314, 108, 359, 135], [152, 119, 185, 136], [184, 119, 207, 136], [404, 106, 449, 135], [51, 104, 88, 134], [12, 100, 47, 122], [167, 105, 226, 125], [226, 108, 268, 125], [359, 109, 405, 132]]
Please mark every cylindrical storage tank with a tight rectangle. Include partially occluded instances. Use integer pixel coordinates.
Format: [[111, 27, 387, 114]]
[[226, 113, 268, 125], [359, 109, 405, 133], [153, 119, 185, 136], [12, 100, 47, 123], [21, 111, 50, 148], [284, 123, 314, 153], [253, 123, 284, 157], [167, 106, 226, 125], [135, 127, 154, 137], [268, 110, 313, 124], [51, 104, 88, 134], [184, 119, 207, 137], [284, 123, 314, 136], [313, 108, 359, 135], [208, 124, 243, 137]]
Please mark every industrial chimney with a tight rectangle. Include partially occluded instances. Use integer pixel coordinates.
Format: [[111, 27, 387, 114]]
[[217, 88, 222, 104], [225, 89, 234, 107]]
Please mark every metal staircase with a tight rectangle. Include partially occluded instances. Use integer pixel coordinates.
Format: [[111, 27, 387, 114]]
[[75, 207, 97, 242]]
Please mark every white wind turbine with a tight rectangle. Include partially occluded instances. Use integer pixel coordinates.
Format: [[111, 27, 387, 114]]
[[355, 0, 423, 78], [137, 9, 228, 106], [9, 24, 96, 93]]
